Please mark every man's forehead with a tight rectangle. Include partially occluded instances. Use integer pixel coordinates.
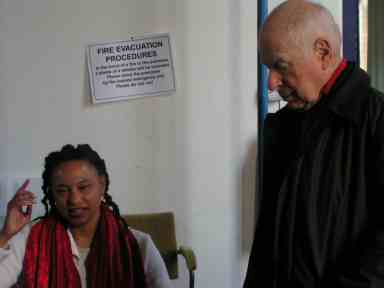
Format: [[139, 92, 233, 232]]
[[260, 26, 286, 48], [260, 34, 286, 61]]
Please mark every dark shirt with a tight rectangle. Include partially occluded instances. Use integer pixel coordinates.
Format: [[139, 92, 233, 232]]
[[244, 63, 384, 287]]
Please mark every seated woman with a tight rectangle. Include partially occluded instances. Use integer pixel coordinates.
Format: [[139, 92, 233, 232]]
[[0, 144, 172, 288]]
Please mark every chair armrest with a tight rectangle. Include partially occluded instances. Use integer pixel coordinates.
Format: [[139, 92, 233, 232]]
[[177, 246, 197, 271]]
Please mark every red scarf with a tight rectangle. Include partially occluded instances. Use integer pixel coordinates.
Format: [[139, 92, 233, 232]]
[[22, 206, 148, 288]]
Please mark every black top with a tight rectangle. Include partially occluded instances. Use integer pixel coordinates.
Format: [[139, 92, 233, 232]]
[[244, 63, 384, 287]]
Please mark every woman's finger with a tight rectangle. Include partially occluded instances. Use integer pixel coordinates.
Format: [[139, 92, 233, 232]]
[[8, 194, 36, 209], [15, 191, 35, 200], [25, 205, 32, 217], [16, 179, 30, 194], [11, 191, 35, 203]]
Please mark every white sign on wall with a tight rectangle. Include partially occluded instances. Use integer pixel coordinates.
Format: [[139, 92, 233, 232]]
[[87, 33, 176, 104]]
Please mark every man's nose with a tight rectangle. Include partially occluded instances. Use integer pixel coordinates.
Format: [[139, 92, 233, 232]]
[[268, 70, 282, 91]]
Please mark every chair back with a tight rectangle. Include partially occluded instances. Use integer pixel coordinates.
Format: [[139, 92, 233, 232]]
[[123, 212, 179, 279]]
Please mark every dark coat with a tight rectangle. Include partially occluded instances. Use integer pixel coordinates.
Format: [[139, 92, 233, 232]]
[[244, 63, 384, 287]]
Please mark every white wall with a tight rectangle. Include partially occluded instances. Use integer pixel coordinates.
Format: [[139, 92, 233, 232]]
[[0, 0, 342, 287]]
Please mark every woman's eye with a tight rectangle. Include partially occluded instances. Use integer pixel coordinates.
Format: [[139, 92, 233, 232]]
[[54, 188, 68, 194]]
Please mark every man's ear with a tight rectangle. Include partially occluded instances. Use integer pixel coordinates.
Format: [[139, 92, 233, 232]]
[[313, 38, 332, 69]]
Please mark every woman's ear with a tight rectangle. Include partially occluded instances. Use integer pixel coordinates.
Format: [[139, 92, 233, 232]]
[[99, 175, 107, 194], [313, 38, 332, 70]]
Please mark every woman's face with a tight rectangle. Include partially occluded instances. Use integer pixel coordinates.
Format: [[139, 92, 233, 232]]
[[51, 160, 105, 229]]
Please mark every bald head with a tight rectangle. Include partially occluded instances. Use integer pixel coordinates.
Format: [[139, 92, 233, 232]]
[[261, 0, 342, 62]]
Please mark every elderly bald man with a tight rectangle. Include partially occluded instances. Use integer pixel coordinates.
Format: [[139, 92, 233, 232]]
[[244, 1, 384, 287]]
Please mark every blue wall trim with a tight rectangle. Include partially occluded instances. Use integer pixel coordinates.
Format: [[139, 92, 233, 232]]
[[258, 0, 269, 126], [343, 0, 360, 65], [256, 0, 269, 206]]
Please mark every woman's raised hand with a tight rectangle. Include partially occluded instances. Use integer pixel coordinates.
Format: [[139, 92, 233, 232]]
[[0, 179, 36, 246]]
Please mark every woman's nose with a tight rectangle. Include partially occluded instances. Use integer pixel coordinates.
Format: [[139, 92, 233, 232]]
[[68, 189, 81, 205]]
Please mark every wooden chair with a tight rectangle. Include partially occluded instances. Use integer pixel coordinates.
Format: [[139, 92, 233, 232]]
[[123, 212, 197, 288]]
